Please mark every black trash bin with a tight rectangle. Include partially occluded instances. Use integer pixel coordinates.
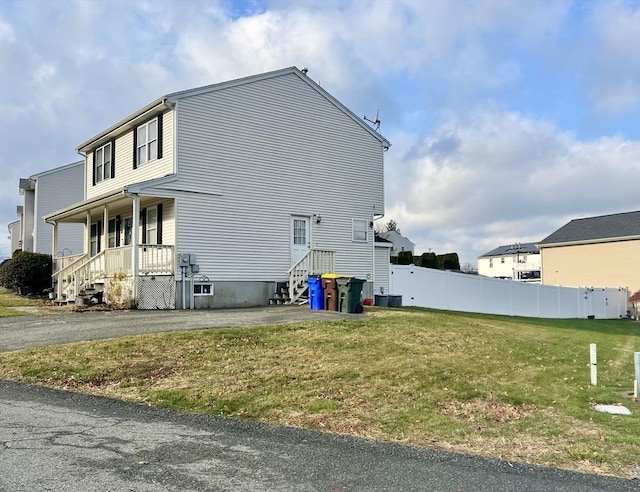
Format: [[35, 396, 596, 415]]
[[336, 277, 366, 313]]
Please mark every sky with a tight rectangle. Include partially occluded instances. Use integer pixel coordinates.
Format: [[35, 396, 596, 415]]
[[1, 0, 639, 267]]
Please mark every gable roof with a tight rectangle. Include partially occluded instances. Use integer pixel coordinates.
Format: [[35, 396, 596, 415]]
[[538, 211, 640, 247], [77, 66, 390, 152], [479, 242, 539, 258], [378, 230, 416, 246]]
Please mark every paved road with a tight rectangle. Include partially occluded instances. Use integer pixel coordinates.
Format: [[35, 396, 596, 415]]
[[1, 381, 636, 492], [0, 305, 353, 352]]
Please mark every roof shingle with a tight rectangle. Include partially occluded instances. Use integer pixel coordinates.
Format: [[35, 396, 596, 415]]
[[538, 211, 640, 246]]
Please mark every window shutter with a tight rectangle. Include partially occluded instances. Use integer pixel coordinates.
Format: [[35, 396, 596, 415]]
[[141, 208, 147, 244], [111, 139, 116, 178], [97, 220, 102, 253], [92, 150, 96, 186], [115, 215, 121, 247], [133, 127, 138, 169], [156, 203, 163, 245], [157, 113, 163, 159]]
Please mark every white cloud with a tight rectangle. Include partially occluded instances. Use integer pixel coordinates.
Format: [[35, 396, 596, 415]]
[[384, 108, 640, 263]]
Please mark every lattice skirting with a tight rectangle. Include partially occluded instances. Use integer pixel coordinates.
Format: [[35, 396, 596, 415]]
[[138, 275, 176, 310]]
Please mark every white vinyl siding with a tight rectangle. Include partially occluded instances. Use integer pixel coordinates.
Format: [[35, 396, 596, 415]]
[[86, 110, 174, 200], [173, 72, 384, 281], [374, 245, 391, 295]]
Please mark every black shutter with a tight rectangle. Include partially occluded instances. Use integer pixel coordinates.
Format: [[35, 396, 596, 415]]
[[115, 215, 121, 247], [133, 127, 138, 169], [141, 208, 147, 244], [97, 220, 102, 253], [157, 113, 163, 159], [111, 139, 116, 178], [156, 203, 163, 245], [92, 150, 96, 186]]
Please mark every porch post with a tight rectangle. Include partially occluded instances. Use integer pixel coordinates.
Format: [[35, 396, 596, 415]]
[[102, 206, 109, 251], [85, 211, 91, 255], [52, 221, 59, 296], [131, 195, 140, 300]]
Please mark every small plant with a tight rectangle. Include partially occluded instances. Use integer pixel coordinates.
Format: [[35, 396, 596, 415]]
[[106, 271, 136, 309]]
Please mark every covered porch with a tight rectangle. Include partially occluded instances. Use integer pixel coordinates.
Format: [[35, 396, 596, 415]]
[[45, 188, 175, 304]]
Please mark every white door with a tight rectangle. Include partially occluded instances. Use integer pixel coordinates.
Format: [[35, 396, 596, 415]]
[[291, 216, 310, 266]]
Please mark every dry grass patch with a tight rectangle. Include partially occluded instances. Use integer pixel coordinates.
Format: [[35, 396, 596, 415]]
[[1, 309, 638, 478]]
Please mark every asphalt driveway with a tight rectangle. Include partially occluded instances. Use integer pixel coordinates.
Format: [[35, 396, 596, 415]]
[[0, 305, 354, 352]]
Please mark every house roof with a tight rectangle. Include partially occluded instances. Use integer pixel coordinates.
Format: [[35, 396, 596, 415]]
[[479, 242, 539, 258], [538, 211, 640, 247], [374, 233, 392, 244], [77, 66, 391, 152], [378, 230, 416, 246], [28, 160, 84, 180]]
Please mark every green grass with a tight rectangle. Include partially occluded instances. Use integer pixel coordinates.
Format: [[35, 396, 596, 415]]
[[0, 287, 43, 316], [0, 307, 638, 477]]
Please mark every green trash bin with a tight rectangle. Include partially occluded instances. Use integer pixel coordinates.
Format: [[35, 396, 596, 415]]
[[336, 277, 366, 313]]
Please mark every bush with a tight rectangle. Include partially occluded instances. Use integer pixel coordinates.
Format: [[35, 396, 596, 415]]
[[418, 252, 440, 269], [438, 252, 460, 270], [0, 250, 52, 294], [396, 251, 414, 265]]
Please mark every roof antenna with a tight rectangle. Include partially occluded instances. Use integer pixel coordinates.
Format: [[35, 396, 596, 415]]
[[363, 109, 381, 131]]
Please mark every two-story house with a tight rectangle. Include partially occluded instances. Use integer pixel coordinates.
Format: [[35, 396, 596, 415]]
[[8, 161, 85, 258], [45, 67, 391, 309], [477, 242, 541, 282], [538, 211, 640, 294]]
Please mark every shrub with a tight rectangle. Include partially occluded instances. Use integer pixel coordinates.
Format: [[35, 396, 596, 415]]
[[418, 252, 440, 269], [396, 251, 414, 265], [0, 250, 52, 294], [439, 252, 461, 270]]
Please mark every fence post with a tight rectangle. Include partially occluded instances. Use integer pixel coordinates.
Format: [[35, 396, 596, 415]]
[[590, 343, 597, 386], [634, 352, 640, 398]]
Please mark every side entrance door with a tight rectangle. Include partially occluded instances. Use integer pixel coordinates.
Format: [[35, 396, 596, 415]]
[[290, 216, 310, 266]]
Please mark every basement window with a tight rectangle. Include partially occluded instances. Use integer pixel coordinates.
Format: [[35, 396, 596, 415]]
[[194, 283, 213, 296]]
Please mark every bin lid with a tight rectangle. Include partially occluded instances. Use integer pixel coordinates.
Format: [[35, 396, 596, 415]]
[[321, 273, 350, 279]]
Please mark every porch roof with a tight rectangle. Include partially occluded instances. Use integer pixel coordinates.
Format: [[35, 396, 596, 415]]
[[44, 174, 178, 223]]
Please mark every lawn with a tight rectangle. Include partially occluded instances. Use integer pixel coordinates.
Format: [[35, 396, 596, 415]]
[[0, 307, 638, 477], [0, 287, 43, 316]]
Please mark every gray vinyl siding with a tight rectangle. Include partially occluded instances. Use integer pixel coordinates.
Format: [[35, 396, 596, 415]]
[[173, 72, 385, 281], [34, 162, 85, 256], [86, 110, 174, 200], [22, 190, 35, 252]]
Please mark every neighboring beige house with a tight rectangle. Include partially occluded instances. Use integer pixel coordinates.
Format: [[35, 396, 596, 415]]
[[538, 211, 640, 294], [45, 67, 391, 309], [477, 242, 541, 282]]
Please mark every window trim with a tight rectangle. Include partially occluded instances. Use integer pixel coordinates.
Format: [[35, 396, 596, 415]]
[[93, 140, 114, 184], [194, 283, 213, 296], [352, 219, 368, 242], [133, 113, 163, 168]]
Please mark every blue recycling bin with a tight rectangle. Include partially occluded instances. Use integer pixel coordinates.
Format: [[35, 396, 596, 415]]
[[308, 275, 324, 310]]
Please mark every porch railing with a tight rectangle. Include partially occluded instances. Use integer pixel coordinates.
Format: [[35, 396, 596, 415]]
[[53, 253, 85, 273], [287, 249, 335, 304], [54, 245, 174, 302]]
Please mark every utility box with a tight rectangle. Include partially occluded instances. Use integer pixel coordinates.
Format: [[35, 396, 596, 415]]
[[178, 253, 190, 267]]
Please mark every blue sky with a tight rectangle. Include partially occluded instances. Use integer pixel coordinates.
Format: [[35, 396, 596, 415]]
[[1, 0, 639, 266]]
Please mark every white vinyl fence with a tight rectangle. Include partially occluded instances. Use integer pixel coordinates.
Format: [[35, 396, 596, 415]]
[[390, 265, 629, 319]]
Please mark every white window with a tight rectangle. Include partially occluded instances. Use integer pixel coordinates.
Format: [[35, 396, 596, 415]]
[[194, 283, 213, 296], [136, 118, 158, 165], [352, 219, 368, 242], [94, 142, 112, 183], [146, 207, 157, 245]]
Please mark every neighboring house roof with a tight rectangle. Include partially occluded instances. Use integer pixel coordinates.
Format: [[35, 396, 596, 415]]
[[374, 233, 392, 243], [29, 160, 84, 180], [479, 242, 539, 258], [378, 230, 416, 246], [77, 66, 391, 153], [538, 211, 640, 247]]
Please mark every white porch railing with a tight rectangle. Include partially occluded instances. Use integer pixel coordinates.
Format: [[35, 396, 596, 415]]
[[53, 253, 85, 273], [54, 245, 174, 302], [287, 249, 335, 304]]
